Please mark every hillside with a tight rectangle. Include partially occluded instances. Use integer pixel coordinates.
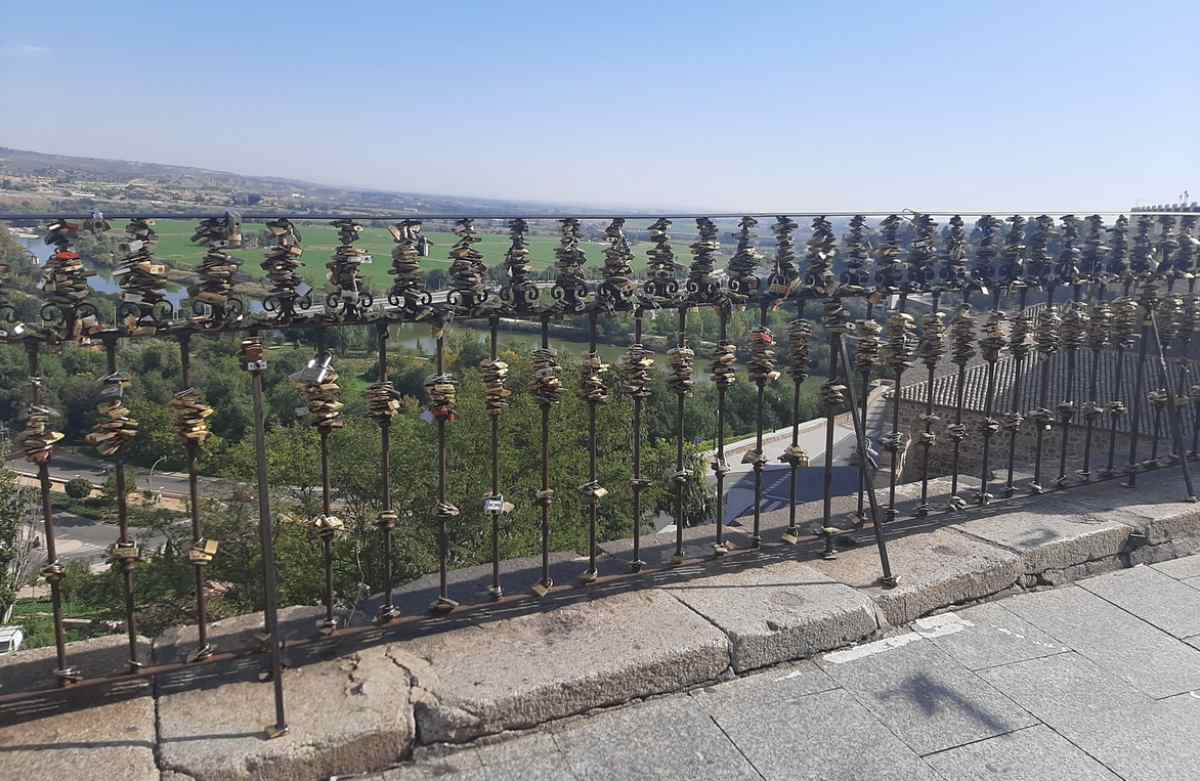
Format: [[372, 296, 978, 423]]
[[0, 146, 589, 218]]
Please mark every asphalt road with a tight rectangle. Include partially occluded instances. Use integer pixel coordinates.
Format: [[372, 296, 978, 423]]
[[42, 511, 167, 563], [6, 450, 226, 498]]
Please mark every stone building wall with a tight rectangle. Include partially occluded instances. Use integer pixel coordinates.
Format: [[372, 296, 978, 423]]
[[892, 398, 1176, 483]]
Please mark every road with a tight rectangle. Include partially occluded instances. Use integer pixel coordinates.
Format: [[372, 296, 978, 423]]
[[36, 511, 168, 564], [5, 449, 227, 499], [378, 559, 1200, 780]]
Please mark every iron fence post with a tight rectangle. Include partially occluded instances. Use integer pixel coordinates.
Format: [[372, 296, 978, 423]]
[[243, 332, 287, 739]]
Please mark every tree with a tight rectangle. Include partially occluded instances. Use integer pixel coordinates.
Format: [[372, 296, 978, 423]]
[[0, 446, 40, 618]]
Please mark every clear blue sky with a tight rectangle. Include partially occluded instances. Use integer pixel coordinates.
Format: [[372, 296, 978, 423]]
[[1, 1, 1196, 212]]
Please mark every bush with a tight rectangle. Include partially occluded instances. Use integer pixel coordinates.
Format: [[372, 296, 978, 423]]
[[65, 477, 93, 500]]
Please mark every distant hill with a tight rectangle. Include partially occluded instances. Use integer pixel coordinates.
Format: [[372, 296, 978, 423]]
[[0, 146, 603, 217]]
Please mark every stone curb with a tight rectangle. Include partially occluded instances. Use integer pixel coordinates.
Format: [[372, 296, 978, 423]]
[[4, 469, 1200, 780]]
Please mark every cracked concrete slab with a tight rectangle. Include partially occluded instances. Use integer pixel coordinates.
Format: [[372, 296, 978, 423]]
[[810, 527, 1023, 626], [156, 645, 414, 781], [392, 589, 730, 744], [662, 559, 878, 672], [0, 636, 156, 781]]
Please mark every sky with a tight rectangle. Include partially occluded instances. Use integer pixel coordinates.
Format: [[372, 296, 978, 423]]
[[1, 1, 1197, 212]]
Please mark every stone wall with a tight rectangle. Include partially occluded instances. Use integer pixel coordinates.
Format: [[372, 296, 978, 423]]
[[892, 398, 1175, 483]]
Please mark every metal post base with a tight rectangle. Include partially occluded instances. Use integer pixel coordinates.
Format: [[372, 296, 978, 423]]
[[188, 644, 217, 663], [820, 528, 838, 560], [531, 579, 553, 598], [578, 569, 598, 585], [53, 667, 82, 685], [429, 597, 459, 614], [375, 605, 400, 625], [263, 724, 289, 740]]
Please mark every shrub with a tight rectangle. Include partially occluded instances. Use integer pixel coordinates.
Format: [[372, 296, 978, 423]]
[[64, 477, 93, 500]]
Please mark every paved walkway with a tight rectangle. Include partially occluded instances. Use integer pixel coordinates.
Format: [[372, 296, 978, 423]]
[[380, 557, 1200, 781]]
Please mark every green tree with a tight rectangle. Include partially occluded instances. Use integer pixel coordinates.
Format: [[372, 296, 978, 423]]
[[0, 445, 39, 618]]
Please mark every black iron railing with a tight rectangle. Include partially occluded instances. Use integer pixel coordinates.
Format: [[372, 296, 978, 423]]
[[1, 209, 1197, 738]]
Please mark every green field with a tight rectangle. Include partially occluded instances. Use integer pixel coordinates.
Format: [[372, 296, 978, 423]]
[[109, 219, 704, 290]]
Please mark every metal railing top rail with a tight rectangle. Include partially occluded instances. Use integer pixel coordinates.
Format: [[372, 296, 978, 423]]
[[2, 209, 1198, 222]]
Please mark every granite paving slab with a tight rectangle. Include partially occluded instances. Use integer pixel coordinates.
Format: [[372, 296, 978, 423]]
[[0, 632, 151, 695], [1003, 585, 1200, 698], [552, 697, 760, 780], [909, 604, 1067, 671], [710, 687, 943, 780], [951, 498, 1133, 575], [977, 651, 1152, 727], [924, 724, 1121, 781], [598, 522, 756, 566], [662, 559, 878, 672], [157, 645, 415, 781], [810, 527, 1022, 626], [154, 605, 325, 665], [1077, 564, 1200, 639], [816, 636, 1036, 755], [354, 553, 593, 624], [393, 589, 730, 743], [1053, 693, 1200, 781], [1150, 553, 1200, 580], [0, 687, 157, 781], [690, 660, 839, 713]]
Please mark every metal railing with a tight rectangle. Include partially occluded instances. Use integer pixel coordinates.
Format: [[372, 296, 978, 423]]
[[1, 209, 1197, 738]]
